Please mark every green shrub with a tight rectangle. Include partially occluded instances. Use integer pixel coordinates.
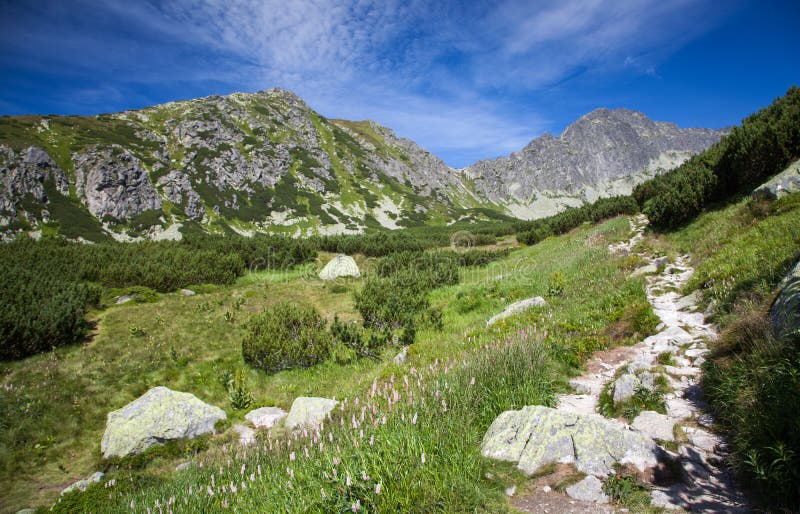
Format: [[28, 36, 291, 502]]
[[635, 86, 800, 229], [704, 309, 800, 510], [375, 251, 459, 288], [354, 272, 430, 330], [242, 302, 331, 373], [547, 271, 565, 297]]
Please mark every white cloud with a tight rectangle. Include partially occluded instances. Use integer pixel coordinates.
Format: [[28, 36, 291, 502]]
[[0, 0, 735, 165]]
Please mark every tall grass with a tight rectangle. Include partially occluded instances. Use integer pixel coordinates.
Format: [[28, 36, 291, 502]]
[[60, 331, 557, 513]]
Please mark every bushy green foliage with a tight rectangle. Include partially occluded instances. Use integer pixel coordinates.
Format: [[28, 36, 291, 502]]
[[354, 271, 431, 330], [375, 251, 459, 288], [517, 195, 638, 245], [454, 249, 510, 267], [635, 86, 800, 228], [0, 262, 100, 360], [241, 302, 331, 373], [311, 231, 433, 257], [704, 311, 800, 510], [0, 234, 316, 360]]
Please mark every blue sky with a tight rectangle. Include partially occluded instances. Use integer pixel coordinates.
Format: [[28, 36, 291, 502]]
[[1, 0, 798, 167]]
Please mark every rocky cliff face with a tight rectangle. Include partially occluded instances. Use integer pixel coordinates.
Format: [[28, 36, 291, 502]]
[[0, 90, 724, 239], [464, 108, 725, 218]]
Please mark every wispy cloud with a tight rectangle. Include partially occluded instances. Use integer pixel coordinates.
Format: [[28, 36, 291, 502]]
[[0, 0, 736, 165]]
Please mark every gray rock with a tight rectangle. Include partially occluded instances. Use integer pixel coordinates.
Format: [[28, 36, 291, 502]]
[[0, 145, 69, 223], [612, 374, 640, 404], [61, 471, 104, 496], [631, 411, 676, 441], [15, 509, 37, 514], [319, 254, 360, 280], [73, 145, 162, 220], [481, 406, 661, 476], [487, 297, 547, 326], [232, 424, 256, 446], [180, 288, 196, 296], [245, 406, 287, 429], [566, 475, 610, 504], [464, 108, 725, 212], [630, 264, 658, 278], [116, 295, 134, 305], [393, 346, 409, 365], [770, 258, 800, 340], [100, 386, 226, 458], [285, 397, 338, 429], [753, 159, 800, 200]]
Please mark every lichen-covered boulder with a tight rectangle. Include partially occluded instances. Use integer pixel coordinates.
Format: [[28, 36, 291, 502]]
[[612, 373, 639, 404], [245, 406, 288, 429], [285, 397, 338, 429], [632, 411, 676, 442], [486, 297, 547, 326], [771, 258, 800, 340], [481, 406, 661, 476], [101, 386, 226, 459], [752, 159, 800, 200], [319, 254, 360, 280]]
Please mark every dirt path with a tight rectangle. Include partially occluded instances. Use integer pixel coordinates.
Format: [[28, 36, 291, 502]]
[[514, 215, 749, 513]]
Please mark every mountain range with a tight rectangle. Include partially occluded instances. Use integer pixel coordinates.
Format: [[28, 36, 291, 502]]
[[0, 88, 725, 241]]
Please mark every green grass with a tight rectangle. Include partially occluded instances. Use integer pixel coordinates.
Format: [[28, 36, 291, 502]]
[[1, 215, 652, 512], [651, 192, 800, 511]]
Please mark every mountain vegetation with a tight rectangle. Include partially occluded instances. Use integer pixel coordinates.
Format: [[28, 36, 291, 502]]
[[0, 87, 798, 513]]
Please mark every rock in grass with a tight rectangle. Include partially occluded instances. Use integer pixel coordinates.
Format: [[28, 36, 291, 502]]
[[770, 257, 800, 340], [631, 411, 676, 442], [245, 406, 288, 429], [101, 386, 226, 459], [233, 424, 256, 446], [61, 471, 104, 495], [318, 254, 360, 280], [566, 475, 610, 504], [752, 159, 800, 200], [180, 288, 196, 296], [285, 397, 339, 429], [481, 406, 661, 476], [612, 373, 639, 404], [486, 297, 546, 327], [394, 346, 409, 365]]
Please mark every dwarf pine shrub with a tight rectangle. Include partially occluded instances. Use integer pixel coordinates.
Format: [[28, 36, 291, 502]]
[[242, 302, 331, 373]]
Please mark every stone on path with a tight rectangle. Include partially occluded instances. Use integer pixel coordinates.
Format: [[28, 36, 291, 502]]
[[611, 373, 639, 404], [630, 263, 658, 278], [101, 386, 226, 459], [566, 475, 610, 504], [285, 397, 339, 430], [61, 472, 104, 496], [245, 406, 287, 429], [486, 297, 547, 327], [632, 411, 677, 442], [481, 406, 661, 476]]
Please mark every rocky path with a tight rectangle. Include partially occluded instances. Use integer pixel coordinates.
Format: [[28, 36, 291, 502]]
[[500, 214, 750, 513]]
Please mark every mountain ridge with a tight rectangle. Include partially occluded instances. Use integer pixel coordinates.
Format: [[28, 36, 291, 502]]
[[0, 88, 726, 240]]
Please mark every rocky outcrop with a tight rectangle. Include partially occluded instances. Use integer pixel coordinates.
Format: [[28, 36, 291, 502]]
[[74, 145, 161, 220], [100, 386, 226, 459], [486, 297, 547, 327], [481, 406, 662, 476], [284, 396, 338, 430], [753, 159, 800, 200], [318, 254, 360, 280], [464, 108, 725, 214], [0, 145, 69, 222], [0, 92, 724, 237], [770, 258, 800, 340]]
